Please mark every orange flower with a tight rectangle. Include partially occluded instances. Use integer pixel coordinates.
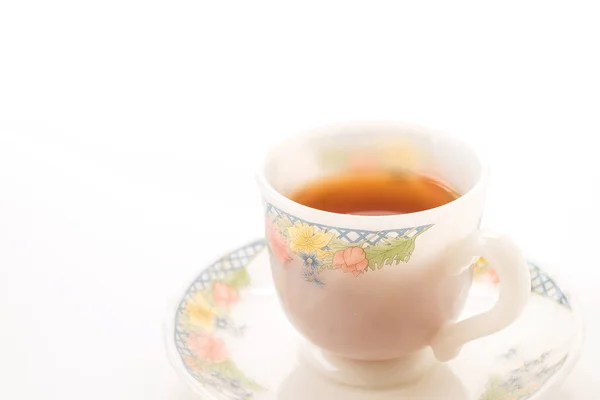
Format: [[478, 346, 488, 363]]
[[187, 333, 228, 363], [213, 282, 238, 308], [266, 218, 292, 264], [332, 247, 369, 277]]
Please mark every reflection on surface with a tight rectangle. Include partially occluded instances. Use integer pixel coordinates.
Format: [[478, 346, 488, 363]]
[[277, 361, 468, 400]]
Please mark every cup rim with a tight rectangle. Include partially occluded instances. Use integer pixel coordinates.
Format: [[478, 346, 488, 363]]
[[256, 121, 490, 224]]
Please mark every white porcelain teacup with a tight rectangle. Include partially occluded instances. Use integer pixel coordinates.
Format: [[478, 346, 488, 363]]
[[257, 122, 530, 376]]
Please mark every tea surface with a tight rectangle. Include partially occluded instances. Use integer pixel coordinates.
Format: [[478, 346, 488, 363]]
[[289, 171, 459, 215]]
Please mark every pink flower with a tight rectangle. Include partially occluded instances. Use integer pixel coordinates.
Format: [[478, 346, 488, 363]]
[[487, 269, 499, 284], [473, 258, 499, 284], [266, 218, 292, 264], [213, 282, 238, 308], [187, 333, 228, 363], [332, 247, 369, 277]]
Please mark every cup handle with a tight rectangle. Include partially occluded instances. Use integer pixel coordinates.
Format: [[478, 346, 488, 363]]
[[430, 231, 531, 362]]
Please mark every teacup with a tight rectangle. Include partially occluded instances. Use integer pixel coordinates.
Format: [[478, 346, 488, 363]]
[[257, 122, 530, 376]]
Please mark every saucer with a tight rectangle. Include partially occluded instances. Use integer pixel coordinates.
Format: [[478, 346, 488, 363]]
[[165, 240, 584, 400]]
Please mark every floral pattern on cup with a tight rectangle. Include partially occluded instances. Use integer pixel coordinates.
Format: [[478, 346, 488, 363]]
[[332, 247, 369, 277], [266, 217, 292, 264], [479, 351, 567, 400], [265, 203, 433, 287], [175, 241, 265, 399]]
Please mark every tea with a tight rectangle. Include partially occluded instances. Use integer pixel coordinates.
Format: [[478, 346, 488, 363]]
[[289, 171, 459, 215]]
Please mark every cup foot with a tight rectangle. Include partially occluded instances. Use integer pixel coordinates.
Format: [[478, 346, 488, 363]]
[[299, 343, 438, 389]]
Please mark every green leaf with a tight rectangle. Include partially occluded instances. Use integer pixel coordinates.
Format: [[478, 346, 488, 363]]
[[274, 215, 293, 236], [326, 237, 372, 253], [211, 359, 234, 376], [363, 227, 432, 270], [364, 236, 417, 270], [222, 268, 251, 289], [479, 376, 509, 400], [326, 236, 350, 253], [230, 363, 264, 391], [213, 359, 264, 391], [318, 263, 332, 272]]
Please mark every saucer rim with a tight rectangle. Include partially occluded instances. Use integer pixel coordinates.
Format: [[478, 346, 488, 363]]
[[518, 258, 585, 400], [164, 240, 585, 400]]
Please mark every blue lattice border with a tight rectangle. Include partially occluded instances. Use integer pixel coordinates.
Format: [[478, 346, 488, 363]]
[[528, 262, 570, 309], [265, 203, 433, 245]]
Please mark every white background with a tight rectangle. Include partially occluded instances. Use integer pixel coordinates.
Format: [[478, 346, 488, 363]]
[[1, 1, 598, 399]]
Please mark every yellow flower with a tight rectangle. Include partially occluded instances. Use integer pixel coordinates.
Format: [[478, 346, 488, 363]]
[[185, 292, 216, 330], [475, 256, 488, 266], [287, 222, 334, 255], [473, 256, 488, 273]]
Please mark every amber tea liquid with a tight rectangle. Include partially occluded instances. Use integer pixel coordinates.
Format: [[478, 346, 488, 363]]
[[289, 171, 459, 215]]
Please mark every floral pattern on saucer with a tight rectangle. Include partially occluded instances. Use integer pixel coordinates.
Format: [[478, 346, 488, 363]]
[[473, 258, 574, 399], [265, 203, 432, 286], [479, 351, 567, 400], [174, 240, 266, 400], [169, 240, 581, 400]]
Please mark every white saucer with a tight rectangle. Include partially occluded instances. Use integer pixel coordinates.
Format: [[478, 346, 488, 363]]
[[165, 240, 584, 400]]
